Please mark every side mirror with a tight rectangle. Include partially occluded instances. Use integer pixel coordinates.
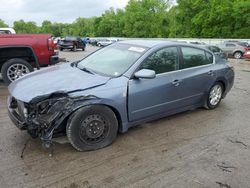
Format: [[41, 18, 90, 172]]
[[134, 69, 156, 79]]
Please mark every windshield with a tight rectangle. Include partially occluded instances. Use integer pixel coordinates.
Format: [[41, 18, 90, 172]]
[[77, 43, 148, 77]]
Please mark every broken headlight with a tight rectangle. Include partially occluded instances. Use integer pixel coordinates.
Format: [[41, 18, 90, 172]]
[[34, 98, 71, 127], [38, 101, 51, 114]]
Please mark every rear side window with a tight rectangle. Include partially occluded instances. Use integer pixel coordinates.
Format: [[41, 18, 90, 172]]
[[0, 30, 11, 34], [208, 46, 221, 53], [181, 47, 212, 69], [141, 47, 179, 74], [225, 43, 236, 47], [206, 52, 213, 64]]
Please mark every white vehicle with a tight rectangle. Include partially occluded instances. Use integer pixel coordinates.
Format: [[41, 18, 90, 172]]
[[97, 38, 118, 47], [0, 28, 16, 34]]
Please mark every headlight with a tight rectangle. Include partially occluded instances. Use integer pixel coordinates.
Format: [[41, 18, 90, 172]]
[[37, 98, 70, 114], [38, 101, 51, 114]]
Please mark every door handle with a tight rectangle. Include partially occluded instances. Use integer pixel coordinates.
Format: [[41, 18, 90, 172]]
[[207, 70, 214, 75], [172, 79, 181, 86]]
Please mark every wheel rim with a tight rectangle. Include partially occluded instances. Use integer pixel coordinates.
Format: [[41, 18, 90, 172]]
[[7, 63, 30, 82], [209, 84, 222, 106], [79, 114, 109, 145], [234, 53, 241, 59]]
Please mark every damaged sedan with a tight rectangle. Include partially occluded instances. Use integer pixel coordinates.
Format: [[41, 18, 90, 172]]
[[7, 40, 234, 151]]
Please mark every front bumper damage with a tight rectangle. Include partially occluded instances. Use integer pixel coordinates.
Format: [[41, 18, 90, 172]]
[[7, 94, 97, 148]]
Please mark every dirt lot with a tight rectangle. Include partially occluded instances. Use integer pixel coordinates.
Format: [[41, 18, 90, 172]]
[[0, 46, 250, 188]]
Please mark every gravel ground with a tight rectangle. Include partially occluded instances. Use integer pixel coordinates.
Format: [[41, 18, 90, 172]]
[[0, 46, 250, 188]]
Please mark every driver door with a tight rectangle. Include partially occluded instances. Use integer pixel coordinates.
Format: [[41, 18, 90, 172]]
[[128, 46, 184, 121]]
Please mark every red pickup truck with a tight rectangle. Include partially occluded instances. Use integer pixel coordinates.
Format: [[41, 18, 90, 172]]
[[0, 34, 58, 84]]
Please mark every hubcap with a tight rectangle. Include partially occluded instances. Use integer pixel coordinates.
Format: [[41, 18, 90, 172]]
[[209, 85, 222, 106], [79, 114, 108, 144], [7, 64, 30, 82]]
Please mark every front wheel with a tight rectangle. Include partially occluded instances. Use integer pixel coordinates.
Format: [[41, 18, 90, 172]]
[[66, 105, 118, 151], [205, 82, 224, 109], [1, 58, 34, 85]]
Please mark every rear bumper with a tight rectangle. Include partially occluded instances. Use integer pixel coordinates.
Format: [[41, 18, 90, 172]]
[[50, 55, 59, 65], [223, 68, 235, 98]]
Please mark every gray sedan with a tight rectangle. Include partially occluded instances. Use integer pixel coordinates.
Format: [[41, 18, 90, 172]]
[[7, 40, 234, 151]]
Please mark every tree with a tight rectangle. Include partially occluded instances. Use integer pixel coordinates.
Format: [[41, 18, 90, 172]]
[[169, 0, 250, 38], [231, 0, 250, 38], [13, 20, 39, 33], [0, 19, 8, 27], [40, 20, 53, 34], [124, 0, 170, 37], [94, 8, 125, 37]]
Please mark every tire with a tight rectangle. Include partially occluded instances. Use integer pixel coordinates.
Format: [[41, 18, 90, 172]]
[[205, 82, 224, 109], [233, 51, 242, 59], [73, 45, 77, 52], [66, 105, 118, 151], [1, 58, 34, 85], [98, 43, 101, 47], [82, 47, 85, 51], [59, 48, 63, 51]]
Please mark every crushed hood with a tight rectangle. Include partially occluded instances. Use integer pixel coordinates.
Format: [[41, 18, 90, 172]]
[[8, 63, 110, 103]]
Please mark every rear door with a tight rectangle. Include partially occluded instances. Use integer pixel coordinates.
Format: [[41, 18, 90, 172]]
[[224, 43, 237, 55], [173, 46, 217, 106]]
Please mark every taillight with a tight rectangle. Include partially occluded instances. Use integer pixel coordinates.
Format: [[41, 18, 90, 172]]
[[47, 38, 54, 51]]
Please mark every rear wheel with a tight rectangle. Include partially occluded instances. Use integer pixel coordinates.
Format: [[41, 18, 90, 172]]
[[205, 82, 224, 109], [72, 45, 77, 52], [233, 51, 242, 59], [66, 105, 118, 151], [1, 58, 34, 85]]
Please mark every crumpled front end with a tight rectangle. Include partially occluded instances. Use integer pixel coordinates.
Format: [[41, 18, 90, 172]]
[[7, 94, 97, 147]]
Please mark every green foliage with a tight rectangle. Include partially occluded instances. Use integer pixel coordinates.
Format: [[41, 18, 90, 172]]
[[94, 8, 125, 37], [169, 0, 250, 38], [13, 20, 39, 33], [5, 0, 250, 38], [123, 0, 169, 37], [0, 19, 8, 27]]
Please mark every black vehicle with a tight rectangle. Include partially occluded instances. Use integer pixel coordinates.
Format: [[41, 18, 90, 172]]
[[58, 36, 86, 51]]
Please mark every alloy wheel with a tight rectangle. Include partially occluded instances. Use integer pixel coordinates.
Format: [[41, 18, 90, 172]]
[[7, 63, 30, 82], [209, 84, 223, 106]]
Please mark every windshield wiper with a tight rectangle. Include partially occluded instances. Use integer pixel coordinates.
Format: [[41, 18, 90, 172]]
[[80, 67, 95, 74]]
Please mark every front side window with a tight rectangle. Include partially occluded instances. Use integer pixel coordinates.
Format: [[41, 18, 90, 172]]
[[141, 47, 179, 74], [181, 47, 211, 69]]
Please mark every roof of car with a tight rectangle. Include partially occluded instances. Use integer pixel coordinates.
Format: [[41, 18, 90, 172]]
[[118, 40, 186, 48]]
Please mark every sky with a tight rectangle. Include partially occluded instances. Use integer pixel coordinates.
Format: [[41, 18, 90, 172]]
[[0, 0, 130, 26]]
